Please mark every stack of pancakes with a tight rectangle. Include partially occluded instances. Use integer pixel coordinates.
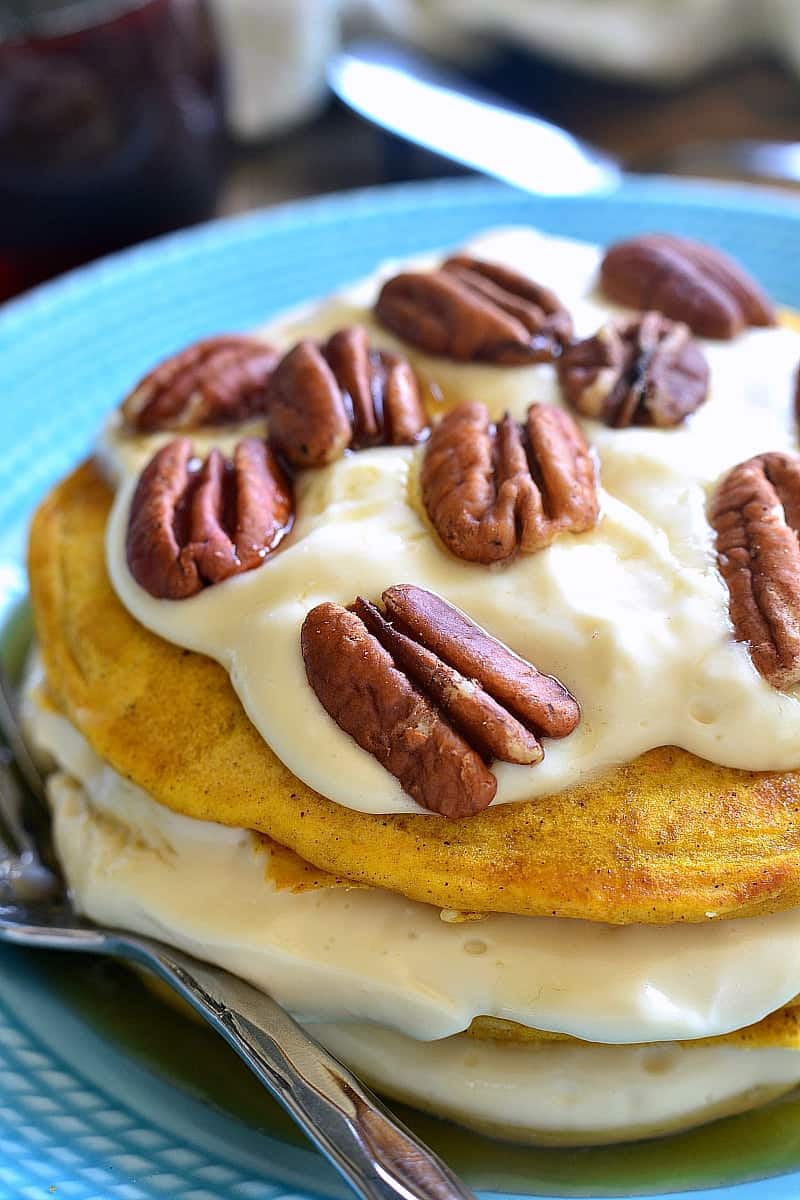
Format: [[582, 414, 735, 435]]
[[25, 227, 800, 1146]]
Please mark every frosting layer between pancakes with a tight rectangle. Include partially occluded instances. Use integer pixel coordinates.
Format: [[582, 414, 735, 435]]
[[28, 689, 800, 1047], [31, 695, 800, 1145]]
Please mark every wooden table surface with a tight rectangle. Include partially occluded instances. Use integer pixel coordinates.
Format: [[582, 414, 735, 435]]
[[218, 47, 800, 214]]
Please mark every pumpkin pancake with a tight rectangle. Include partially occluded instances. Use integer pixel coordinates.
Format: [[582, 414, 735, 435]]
[[469, 1003, 800, 1048], [29, 455, 800, 925]]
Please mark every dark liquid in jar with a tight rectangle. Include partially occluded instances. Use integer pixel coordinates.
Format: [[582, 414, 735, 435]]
[[0, 0, 225, 299]]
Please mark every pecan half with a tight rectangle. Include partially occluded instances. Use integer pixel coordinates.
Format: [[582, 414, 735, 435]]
[[600, 234, 775, 339], [558, 313, 709, 428], [126, 437, 293, 599], [301, 585, 579, 818], [374, 255, 572, 364], [421, 401, 598, 563], [709, 452, 800, 689], [267, 326, 428, 468], [354, 597, 543, 765], [122, 336, 279, 432], [382, 585, 580, 738]]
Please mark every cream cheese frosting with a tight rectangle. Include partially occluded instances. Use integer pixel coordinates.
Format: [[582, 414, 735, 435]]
[[28, 692, 800, 1144], [27, 688, 800, 1048], [100, 226, 800, 818]]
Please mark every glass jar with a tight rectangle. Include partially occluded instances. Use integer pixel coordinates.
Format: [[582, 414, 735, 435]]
[[0, 0, 225, 299]]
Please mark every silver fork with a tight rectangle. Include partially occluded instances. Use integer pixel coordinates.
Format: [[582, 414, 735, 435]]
[[0, 665, 477, 1200]]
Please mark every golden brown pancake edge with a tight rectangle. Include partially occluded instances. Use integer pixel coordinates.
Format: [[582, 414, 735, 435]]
[[27, 447, 800, 925]]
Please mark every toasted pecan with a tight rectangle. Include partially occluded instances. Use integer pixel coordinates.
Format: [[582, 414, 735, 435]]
[[302, 587, 579, 817], [122, 336, 279, 432], [267, 326, 427, 468], [375, 255, 572, 364], [601, 235, 775, 339], [382, 585, 580, 738], [301, 601, 498, 818], [126, 437, 292, 599], [557, 313, 709, 428], [421, 401, 598, 563], [710, 452, 800, 688], [353, 597, 543, 764]]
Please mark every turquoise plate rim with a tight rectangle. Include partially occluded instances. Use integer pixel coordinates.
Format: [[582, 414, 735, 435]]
[[2, 174, 800, 1200]]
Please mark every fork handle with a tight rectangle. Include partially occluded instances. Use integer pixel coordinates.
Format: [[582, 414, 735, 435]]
[[113, 934, 475, 1200]]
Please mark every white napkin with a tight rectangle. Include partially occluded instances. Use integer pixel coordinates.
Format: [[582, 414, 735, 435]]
[[209, 0, 800, 140]]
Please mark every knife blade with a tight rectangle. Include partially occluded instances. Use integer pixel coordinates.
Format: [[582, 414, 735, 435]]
[[327, 39, 621, 196]]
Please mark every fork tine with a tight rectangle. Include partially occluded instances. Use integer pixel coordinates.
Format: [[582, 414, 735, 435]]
[[0, 755, 59, 902], [0, 654, 63, 895], [0, 753, 38, 859], [0, 659, 46, 806]]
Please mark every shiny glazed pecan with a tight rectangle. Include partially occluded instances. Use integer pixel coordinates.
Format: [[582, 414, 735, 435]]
[[301, 584, 579, 818], [558, 313, 709, 428], [126, 437, 293, 599], [600, 234, 775, 339], [122, 336, 279, 432], [709, 452, 800, 688], [382, 585, 580, 738], [374, 254, 572, 364], [267, 326, 428, 468], [421, 401, 598, 563]]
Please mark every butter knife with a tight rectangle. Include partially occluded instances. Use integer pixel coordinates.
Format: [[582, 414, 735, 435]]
[[327, 39, 620, 195], [329, 39, 800, 191]]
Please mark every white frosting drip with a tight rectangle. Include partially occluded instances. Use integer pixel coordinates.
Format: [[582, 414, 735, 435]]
[[101, 226, 800, 817], [28, 693, 800, 1047]]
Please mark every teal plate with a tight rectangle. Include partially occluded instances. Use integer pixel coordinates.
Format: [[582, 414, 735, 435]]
[[2, 176, 800, 1200]]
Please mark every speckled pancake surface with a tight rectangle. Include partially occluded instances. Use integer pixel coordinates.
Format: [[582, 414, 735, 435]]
[[30, 454, 800, 926]]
